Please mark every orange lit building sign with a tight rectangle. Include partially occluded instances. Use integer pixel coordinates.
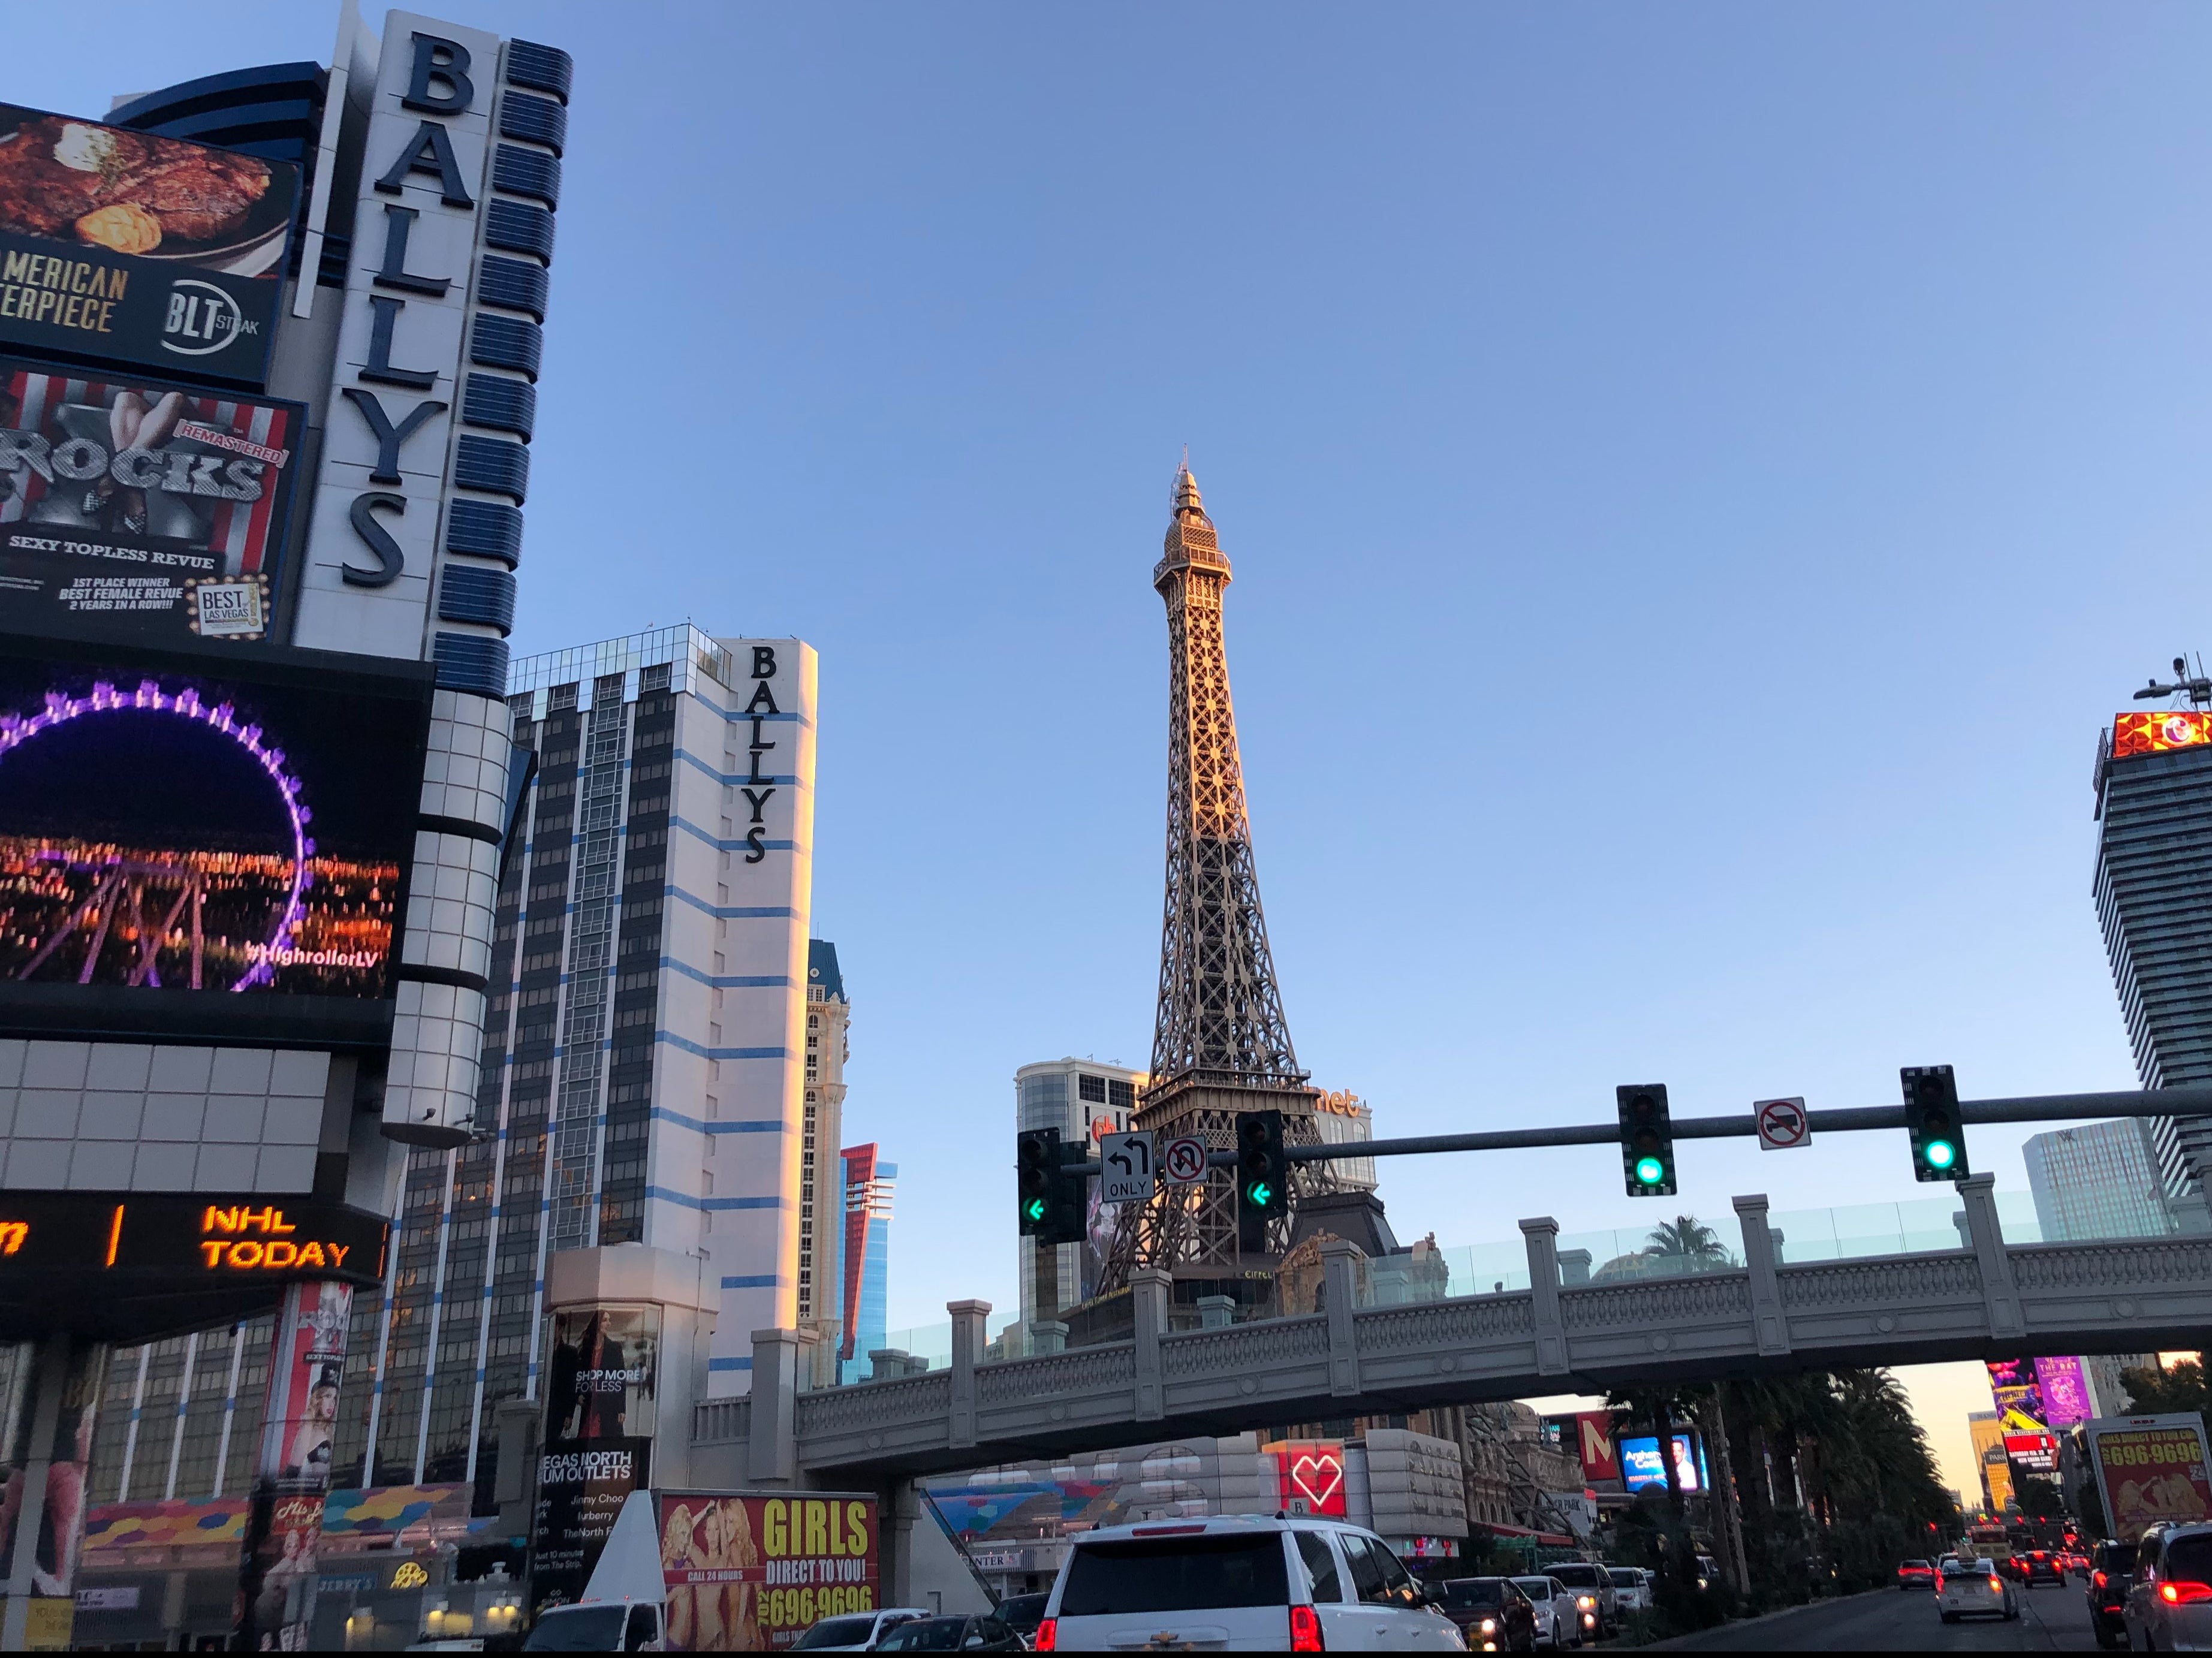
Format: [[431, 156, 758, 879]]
[[2112, 711, 2212, 759], [198, 1205, 356, 1273], [0, 1193, 385, 1285]]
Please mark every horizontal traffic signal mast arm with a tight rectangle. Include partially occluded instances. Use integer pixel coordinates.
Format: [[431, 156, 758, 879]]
[[1054, 1083, 2212, 1174]]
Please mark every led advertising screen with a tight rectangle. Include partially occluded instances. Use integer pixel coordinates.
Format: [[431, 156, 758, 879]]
[[0, 357, 303, 644], [0, 104, 299, 385], [2035, 1356, 2093, 1430], [0, 635, 429, 1045], [1619, 1433, 1708, 1494], [2112, 710, 2212, 761]]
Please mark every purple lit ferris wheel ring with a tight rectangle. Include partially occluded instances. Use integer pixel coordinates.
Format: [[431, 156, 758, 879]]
[[0, 679, 314, 991]]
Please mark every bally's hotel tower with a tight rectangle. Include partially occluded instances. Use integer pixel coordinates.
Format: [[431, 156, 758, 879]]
[[336, 626, 817, 1489]]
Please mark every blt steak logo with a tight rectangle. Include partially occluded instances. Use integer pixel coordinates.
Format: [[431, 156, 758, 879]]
[[161, 278, 256, 357]]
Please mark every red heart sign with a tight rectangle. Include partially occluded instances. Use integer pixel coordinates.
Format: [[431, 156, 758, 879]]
[[1290, 1452, 1343, 1510]]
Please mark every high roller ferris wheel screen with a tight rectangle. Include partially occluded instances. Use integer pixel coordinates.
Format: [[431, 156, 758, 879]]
[[0, 640, 429, 1027]]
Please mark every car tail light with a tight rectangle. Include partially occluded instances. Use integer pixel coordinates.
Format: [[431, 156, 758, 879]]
[[2161, 1581, 2212, 1605], [2094, 1570, 2107, 1588], [1033, 1616, 1057, 1651], [1290, 1604, 1325, 1652], [1988, 1576, 2003, 1593]]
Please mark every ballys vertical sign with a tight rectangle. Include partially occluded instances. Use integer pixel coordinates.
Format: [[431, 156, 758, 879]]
[[294, 11, 565, 691]]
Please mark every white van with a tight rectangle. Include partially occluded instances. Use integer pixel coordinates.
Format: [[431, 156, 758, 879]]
[[1037, 1514, 1466, 1651]]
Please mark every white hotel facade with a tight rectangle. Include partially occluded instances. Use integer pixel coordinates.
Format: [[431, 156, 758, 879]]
[[333, 624, 819, 1490]]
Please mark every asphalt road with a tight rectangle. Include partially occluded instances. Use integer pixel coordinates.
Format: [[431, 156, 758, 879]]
[[1652, 1579, 2103, 1651]]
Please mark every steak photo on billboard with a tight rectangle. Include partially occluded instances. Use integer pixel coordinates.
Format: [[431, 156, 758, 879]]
[[0, 105, 299, 385], [0, 643, 427, 1024], [0, 357, 302, 644]]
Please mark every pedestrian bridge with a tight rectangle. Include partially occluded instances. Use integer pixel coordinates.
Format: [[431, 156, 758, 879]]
[[694, 1174, 2205, 1487]]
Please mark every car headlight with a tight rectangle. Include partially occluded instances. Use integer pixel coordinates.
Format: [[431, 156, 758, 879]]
[[1578, 1595, 1595, 1609], [1479, 1618, 1496, 1634]]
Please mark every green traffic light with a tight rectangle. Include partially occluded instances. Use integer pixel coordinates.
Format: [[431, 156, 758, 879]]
[[1247, 1181, 1272, 1207], [1925, 1141, 1956, 1171], [1024, 1198, 1045, 1222], [1635, 1155, 1666, 1186]]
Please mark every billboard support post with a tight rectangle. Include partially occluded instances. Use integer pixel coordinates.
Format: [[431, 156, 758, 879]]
[[233, 1280, 350, 1651]]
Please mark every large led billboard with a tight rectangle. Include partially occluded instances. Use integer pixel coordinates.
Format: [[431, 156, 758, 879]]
[[0, 357, 304, 644], [1619, 1433, 1708, 1494], [0, 634, 430, 1045], [0, 105, 299, 385]]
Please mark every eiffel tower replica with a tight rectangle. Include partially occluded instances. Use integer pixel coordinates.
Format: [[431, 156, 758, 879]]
[[1096, 465, 1329, 1301]]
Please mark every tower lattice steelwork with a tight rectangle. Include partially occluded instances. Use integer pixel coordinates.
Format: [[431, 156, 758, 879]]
[[1101, 468, 1326, 1289]]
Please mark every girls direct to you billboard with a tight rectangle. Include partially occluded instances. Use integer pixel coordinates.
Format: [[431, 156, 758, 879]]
[[657, 1493, 879, 1653]]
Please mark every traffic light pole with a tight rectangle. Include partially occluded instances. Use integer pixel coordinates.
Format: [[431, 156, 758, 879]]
[[1053, 1083, 2212, 1174]]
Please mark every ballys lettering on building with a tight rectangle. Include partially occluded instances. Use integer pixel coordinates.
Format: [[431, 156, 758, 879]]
[[295, 12, 568, 697]]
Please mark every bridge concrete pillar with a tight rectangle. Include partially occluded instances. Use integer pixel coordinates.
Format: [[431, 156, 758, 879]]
[[1321, 1240, 1363, 1397], [748, 1327, 800, 1485], [948, 1299, 991, 1449], [1732, 1194, 1792, 1356], [1031, 1319, 1068, 1353], [1957, 1173, 2026, 1342], [1131, 1268, 1171, 1421], [1519, 1217, 1571, 1376], [879, 1478, 920, 1605], [1197, 1296, 1236, 1330], [1557, 1249, 1592, 1286]]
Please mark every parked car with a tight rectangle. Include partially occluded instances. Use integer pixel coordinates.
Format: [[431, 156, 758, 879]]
[[791, 1609, 932, 1651], [1896, 1558, 1936, 1590], [992, 1594, 1048, 1646], [1937, 1558, 2020, 1623], [1544, 1562, 1619, 1636], [1511, 1575, 1586, 1649], [1606, 1566, 1651, 1614], [2086, 1538, 2138, 1650], [1437, 1577, 1538, 1651], [875, 1615, 1024, 1652], [2017, 1547, 2065, 1587], [2125, 1521, 2212, 1654], [1035, 1515, 1465, 1651]]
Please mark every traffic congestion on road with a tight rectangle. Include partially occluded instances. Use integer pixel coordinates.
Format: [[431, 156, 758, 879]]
[[767, 1522, 2185, 1652]]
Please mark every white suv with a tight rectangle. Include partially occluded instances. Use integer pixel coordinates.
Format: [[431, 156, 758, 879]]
[[1037, 1514, 1467, 1651]]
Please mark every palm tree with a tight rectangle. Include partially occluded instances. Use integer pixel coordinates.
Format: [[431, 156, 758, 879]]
[[1644, 1215, 1734, 1271]]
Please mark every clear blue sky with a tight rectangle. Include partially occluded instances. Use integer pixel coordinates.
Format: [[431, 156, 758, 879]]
[[16, 7, 2210, 1487]]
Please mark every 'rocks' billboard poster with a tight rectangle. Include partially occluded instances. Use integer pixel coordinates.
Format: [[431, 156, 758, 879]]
[[0, 358, 303, 644]]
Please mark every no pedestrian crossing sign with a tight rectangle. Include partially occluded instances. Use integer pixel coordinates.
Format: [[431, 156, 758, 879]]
[[1755, 1097, 1810, 1151], [1162, 1136, 1210, 1185], [1098, 1131, 1157, 1204]]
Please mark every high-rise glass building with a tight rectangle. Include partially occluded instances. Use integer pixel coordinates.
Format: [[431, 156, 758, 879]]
[[1013, 1058, 1143, 1331], [840, 1145, 895, 1382], [2023, 1120, 2175, 1241], [2093, 707, 2212, 1210], [328, 625, 818, 1494], [800, 942, 849, 1337]]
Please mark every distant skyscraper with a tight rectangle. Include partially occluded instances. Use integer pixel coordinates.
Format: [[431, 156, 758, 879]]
[[2023, 1120, 2175, 1241], [2094, 703, 2212, 1213], [1014, 1058, 1143, 1332], [1311, 1089, 1378, 1192], [800, 942, 849, 1334], [840, 1145, 896, 1382]]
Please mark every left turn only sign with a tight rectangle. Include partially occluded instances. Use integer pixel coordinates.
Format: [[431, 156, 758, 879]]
[[1099, 1132, 1157, 1204]]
